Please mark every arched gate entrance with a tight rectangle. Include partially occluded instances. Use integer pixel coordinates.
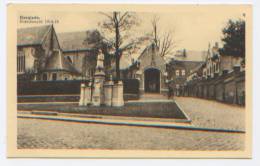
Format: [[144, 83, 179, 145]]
[[144, 68, 160, 93]]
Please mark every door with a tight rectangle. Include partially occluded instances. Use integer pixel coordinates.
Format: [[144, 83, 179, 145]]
[[144, 68, 160, 93]]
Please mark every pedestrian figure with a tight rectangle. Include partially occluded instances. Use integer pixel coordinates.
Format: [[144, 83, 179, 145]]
[[168, 86, 173, 99]]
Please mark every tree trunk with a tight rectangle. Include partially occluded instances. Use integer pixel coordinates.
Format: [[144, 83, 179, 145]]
[[114, 12, 120, 81]]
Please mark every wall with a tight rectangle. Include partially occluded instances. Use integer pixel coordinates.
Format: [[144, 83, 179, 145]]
[[185, 71, 245, 106], [63, 51, 96, 78], [215, 82, 224, 101], [40, 71, 78, 81], [24, 47, 36, 71]]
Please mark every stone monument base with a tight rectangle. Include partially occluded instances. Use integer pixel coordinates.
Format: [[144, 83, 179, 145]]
[[112, 81, 124, 107]]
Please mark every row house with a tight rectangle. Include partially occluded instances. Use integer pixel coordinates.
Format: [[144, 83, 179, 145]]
[[202, 42, 221, 79], [166, 59, 204, 96], [185, 42, 245, 105], [202, 42, 244, 79]]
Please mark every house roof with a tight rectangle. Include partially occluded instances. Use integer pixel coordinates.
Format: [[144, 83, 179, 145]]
[[189, 62, 205, 74], [168, 60, 204, 74], [44, 50, 80, 74], [137, 43, 162, 61], [57, 31, 95, 52], [17, 25, 52, 46], [171, 50, 207, 62]]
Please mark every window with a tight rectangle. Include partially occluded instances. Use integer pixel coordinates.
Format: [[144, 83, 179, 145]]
[[52, 73, 57, 81], [42, 73, 48, 80], [17, 51, 25, 73], [175, 70, 180, 77], [181, 69, 185, 76]]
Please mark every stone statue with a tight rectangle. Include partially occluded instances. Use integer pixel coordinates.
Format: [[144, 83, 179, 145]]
[[96, 49, 104, 70]]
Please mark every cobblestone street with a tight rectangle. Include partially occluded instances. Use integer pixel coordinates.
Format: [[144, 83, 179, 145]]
[[175, 97, 245, 130], [17, 97, 246, 150], [18, 118, 244, 150]]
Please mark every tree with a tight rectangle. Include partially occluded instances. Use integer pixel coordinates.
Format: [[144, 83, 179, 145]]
[[99, 12, 145, 80], [83, 29, 113, 70], [150, 15, 176, 57], [219, 19, 245, 60]]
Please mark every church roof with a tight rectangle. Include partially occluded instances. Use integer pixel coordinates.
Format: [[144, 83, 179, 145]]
[[57, 31, 95, 52], [44, 50, 80, 74], [17, 25, 52, 46]]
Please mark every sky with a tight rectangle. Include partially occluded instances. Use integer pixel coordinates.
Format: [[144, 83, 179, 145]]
[[17, 5, 247, 52]]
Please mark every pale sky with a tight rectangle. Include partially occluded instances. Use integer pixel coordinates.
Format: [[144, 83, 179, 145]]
[[18, 6, 247, 52]]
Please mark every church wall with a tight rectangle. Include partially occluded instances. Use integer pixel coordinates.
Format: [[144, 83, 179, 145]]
[[63, 51, 96, 79]]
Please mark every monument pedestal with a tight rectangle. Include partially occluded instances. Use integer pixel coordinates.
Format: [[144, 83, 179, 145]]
[[104, 80, 114, 106], [78, 50, 125, 107], [79, 83, 86, 106], [92, 81, 101, 106], [83, 83, 92, 105], [93, 70, 105, 106], [112, 81, 124, 107]]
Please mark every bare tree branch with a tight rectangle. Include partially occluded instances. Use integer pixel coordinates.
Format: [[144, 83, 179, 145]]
[[99, 12, 114, 20], [99, 12, 143, 80], [151, 15, 177, 57], [118, 12, 129, 24]]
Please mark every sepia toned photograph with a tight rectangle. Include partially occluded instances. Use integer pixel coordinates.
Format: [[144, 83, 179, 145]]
[[7, 4, 252, 158]]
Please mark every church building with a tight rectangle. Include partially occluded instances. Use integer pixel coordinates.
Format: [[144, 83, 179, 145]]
[[17, 25, 80, 81]]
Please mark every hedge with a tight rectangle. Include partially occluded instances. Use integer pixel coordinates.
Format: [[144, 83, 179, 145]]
[[18, 78, 139, 95], [122, 79, 139, 94], [17, 80, 88, 95]]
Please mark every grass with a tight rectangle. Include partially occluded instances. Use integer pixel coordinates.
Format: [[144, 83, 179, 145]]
[[17, 94, 139, 103], [18, 102, 187, 120]]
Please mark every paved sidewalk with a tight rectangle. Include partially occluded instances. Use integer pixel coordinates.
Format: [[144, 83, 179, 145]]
[[17, 112, 244, 133], [175, 97, 245, 131]]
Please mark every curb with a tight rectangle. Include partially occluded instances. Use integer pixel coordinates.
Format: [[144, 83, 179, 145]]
[[18, 115, 245, 134], [174, 99, 192, 123]]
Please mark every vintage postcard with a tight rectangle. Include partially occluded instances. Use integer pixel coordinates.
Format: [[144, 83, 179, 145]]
[[7, 4, 252, 158]]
